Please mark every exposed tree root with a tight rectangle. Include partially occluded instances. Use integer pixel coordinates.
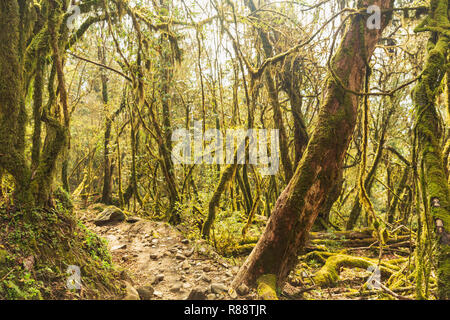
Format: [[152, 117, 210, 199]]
[[344, 286, 414, 298]]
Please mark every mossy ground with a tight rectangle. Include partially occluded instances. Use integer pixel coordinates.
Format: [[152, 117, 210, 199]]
[[0, 199, 124, 299]]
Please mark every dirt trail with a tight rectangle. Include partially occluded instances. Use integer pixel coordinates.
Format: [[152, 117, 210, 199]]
[[77, 206, 255, 300]]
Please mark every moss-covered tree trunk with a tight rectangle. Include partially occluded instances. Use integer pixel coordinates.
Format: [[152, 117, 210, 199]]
[[99, 44, 113, 205], [0, 0, 32, 207], [202, 164, 238, 239], [412, 0, 450, 299], [387, 165, 410, 224], [231, 0, 393, 290]]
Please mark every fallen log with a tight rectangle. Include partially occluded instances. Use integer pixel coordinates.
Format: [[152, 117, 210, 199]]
[[313, 253, 404, 287]]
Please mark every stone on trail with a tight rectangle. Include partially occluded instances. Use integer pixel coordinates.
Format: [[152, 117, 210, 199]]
[[94, 206, 126, 226], [136, 286, 154, 300], [111, 244, 127, 251], [228, 288, 238, 299], [211, 283, 228, 294], [181, 260, 190, 270], [183, 283, 191, 289], [184, 248, 195, 257], [150, 253, 159, 260], [186, 287, 207, 300], [170, 282, 182, 292], [236, 283, 249, 296], [153, 290, 163, 298], [123, 282, 141, 300], [175, 253, 187, 260], [200, 274, 211, 283]]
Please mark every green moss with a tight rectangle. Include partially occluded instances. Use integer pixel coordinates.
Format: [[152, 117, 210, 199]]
[[53, 187, 73, 213], [0, 205, 123, 299], [313, 253, 397, 287], [257, 274, 278, 300], [412, 0, 450, 299], [0, 249, 7, 265]]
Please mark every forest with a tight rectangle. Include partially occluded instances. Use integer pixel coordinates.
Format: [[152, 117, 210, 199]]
[[0, 0, 448, 301]]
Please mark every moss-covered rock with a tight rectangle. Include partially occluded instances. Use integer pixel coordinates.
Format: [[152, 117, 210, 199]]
[[94, 206, 126, 226], [257, 274, 278, 300]]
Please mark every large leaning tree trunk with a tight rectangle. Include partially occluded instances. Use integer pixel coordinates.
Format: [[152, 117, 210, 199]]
[[412, 0, 450, 300], [232, 0, 393, 291]]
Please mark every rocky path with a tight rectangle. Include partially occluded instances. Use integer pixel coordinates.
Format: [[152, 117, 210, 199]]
[[77, 205, 255, 300]]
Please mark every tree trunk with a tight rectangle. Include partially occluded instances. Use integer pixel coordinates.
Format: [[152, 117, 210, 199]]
[[412, 0, 450, 299], [0, 0, 32, 207], [232, 0, 393, 290], [387, 165, 410, 224], [99, 44, 113, 205], [202, 164, 238, 239]]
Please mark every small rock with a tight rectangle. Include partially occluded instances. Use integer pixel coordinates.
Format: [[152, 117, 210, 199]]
[[170, 283, 182, 292], [200, 274, 211, 283], [187, 287, 207, 300], [228, 288, 238, 299], [23, 255, 35, 271], [236, 283, 249, 296], [150, 253, 159, 260], [203, 266, 211, 272], [207, 293, 216, 300], [184, 248, 195, 257], [112, 243, 127, 251], [181, 260, 190, 270], [123, 282, 140, 300], [94, 206, 126, 226], [183, 283, 192, 289], [154, 274, 165, 283], [153, 290, 163, 298], [175, 253, 187, 260], [137, 286, 154, 300], [211, 283, 228, 294]]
